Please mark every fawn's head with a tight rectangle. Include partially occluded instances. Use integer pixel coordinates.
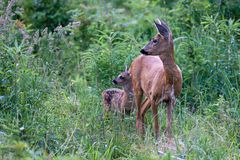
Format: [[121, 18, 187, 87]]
[[140, 19, 173, 57], [112, 69, 131, 86]]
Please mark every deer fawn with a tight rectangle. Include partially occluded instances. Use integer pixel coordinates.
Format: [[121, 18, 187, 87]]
[[102, 69, 135, 116], [130, 19, 182, 141]]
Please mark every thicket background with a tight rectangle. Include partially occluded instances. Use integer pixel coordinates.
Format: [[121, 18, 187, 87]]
[[0, 0, 239, 159]]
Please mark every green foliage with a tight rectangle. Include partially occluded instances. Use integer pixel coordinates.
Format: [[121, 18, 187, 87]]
[[22, 0, 73, 31], [175, 15, 240, 110], [0, 0, 240, 159], [171, 0, 212, 30], [210, 0, 240, 20]]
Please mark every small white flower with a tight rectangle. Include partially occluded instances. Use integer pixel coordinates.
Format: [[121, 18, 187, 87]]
[[20, 126, 24, 131]]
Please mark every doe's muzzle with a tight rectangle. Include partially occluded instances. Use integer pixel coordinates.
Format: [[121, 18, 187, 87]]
[[140, 49, 148, 55]]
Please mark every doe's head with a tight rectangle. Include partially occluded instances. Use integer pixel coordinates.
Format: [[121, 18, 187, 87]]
[[112, 69, 131, 86], [140, 19, 173, 56]]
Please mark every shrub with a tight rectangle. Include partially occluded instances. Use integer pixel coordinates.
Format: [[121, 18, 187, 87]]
[[21, 0, 73, 31]]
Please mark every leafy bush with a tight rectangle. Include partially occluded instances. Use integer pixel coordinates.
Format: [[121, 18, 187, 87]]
[[0, 0, 239, 159], [21, 0, 73, 31]]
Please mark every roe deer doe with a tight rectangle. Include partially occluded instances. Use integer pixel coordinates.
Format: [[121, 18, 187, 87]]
[[130, 19, 182, 141], [102, 69, 135, 115]]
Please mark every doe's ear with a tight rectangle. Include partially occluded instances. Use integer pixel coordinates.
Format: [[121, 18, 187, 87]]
[[154, 19, 170, 40]]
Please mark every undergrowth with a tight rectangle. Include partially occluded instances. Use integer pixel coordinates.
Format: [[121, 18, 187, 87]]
[[0, 0, 239, 159]]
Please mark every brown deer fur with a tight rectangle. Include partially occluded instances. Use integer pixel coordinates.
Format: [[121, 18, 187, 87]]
[[130, 20, 182, 140], [102, 70, 135, 115]]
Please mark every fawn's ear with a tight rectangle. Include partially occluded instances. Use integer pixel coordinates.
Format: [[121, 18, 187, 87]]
[[154, 19, 170, 40], [125, 65, 128, 72]]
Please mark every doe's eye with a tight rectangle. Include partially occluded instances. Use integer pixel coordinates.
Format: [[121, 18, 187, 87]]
[[153, 39, 158, 43]]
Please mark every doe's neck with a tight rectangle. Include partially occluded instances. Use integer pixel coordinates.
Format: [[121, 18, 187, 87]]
[[159, 44, 178, 84]]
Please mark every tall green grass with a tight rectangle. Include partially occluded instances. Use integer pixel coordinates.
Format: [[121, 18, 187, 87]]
[[0, 0, 239, 159]]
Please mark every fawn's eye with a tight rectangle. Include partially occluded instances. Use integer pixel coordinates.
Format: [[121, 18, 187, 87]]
[[153, 39, 158, 43], [119, 76, 124, 80]]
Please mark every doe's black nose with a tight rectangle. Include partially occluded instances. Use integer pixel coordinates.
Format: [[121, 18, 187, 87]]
[[140, 49, 148, 55]]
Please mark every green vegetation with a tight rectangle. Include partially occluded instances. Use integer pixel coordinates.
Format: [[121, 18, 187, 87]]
[[0, 0, 239, 159]]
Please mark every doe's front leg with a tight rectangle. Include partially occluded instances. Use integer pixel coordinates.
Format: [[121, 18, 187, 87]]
[[165, 98, 175, 143], [151, 100, 160, 140], [134, 91, 144, 134]]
